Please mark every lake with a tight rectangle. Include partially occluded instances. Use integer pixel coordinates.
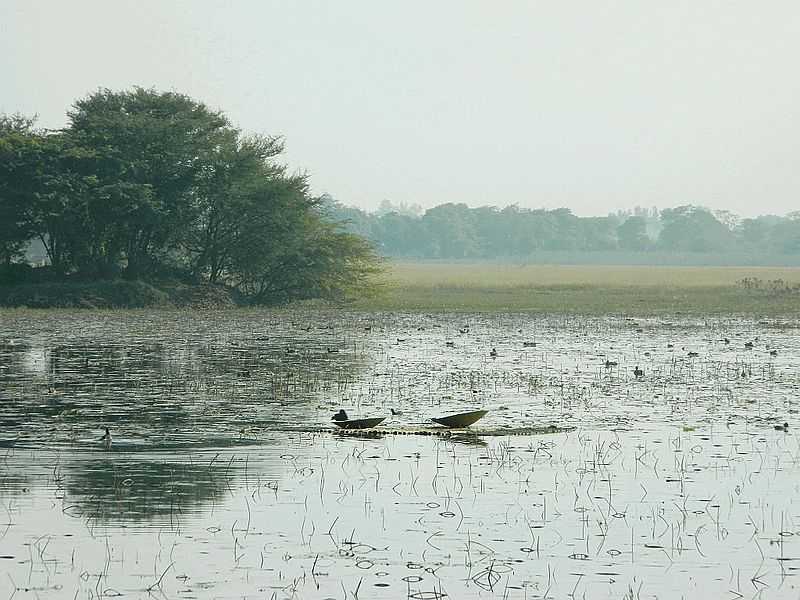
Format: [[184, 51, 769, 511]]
[[1, 309, 798, 599]]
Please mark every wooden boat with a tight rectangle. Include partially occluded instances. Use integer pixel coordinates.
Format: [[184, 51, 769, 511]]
[[333, 416, 387, 430], [431, 410, 488, 428]]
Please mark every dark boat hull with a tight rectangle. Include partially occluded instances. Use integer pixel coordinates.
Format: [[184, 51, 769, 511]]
[[333, 417, 387, 430], [431, 410, 488, 428]]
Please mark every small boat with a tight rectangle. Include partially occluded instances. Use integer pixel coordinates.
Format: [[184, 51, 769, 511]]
[[333, 417, 387, 430], [431, 410, 488, 428]]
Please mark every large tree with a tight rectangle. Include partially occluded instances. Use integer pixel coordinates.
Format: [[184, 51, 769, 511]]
[[65, 88, 233, 277], [0, 88, 382, 302]]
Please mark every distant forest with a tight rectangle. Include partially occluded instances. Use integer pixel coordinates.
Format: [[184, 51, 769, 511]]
[[323, 199, 800, 264]]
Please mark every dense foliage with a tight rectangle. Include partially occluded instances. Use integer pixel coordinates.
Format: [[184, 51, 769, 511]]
[[0, 89, 381, 303], [323, 200, 800, 260]]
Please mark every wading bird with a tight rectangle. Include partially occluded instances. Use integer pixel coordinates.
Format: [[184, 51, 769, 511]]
[[100, 427, 112, 449]]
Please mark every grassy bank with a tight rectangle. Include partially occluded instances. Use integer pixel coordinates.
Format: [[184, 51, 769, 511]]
[[355, 262, 800, 314], [3, 262, 800, 314]]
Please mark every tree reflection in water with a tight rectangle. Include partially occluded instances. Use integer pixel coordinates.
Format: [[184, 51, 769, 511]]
[[0, 311, 368, 450], [61, 451, 267, 525]]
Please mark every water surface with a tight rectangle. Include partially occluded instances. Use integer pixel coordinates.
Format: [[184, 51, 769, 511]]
[[1, 309, 798, 598]]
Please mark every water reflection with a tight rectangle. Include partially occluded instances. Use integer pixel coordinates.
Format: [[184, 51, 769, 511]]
[[0, 469, 30, 497], [0, 311, 369, 449], [62, 456, 236, 524]]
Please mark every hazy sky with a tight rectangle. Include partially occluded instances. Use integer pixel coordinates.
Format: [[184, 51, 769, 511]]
[[2, 1, 799, 216]]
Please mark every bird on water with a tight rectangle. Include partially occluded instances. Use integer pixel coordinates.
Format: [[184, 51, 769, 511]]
[[633, 366, 644, 379], [332, 409, 348, 422], [100, 427, 112, 449]]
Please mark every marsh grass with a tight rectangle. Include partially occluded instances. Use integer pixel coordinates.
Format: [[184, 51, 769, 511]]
[[356, 261, 800, 314]]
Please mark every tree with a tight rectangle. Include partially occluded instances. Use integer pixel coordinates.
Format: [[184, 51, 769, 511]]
[[66, 88, 233, 277], [0, 116, 96, 275], [374, 211, 424, 256], [181, 133, 287, 283], [0, 115, 38, 265], [0, 88, 383, 303], [421, 203, 479, 258], [229, 193, 381, 303], [658, 206, 735, 252], [318, 194, 376, 240], [769, 217, 800, 254], [376, 199, 423, 218], [737, 216, 779, 251], [580, 217, 617, 251], [617, 216, 650, 251]]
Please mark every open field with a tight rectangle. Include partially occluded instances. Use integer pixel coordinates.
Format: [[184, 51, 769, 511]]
[[359, 261, 800, 314]]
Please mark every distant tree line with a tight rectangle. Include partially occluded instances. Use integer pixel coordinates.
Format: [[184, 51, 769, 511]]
[[322, 200, 800, 259], [0, 88, 380, 303]]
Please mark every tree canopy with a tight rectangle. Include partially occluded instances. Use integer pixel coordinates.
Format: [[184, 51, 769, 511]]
[[323, 199, 800, 261], [0, 88, 381, 303]]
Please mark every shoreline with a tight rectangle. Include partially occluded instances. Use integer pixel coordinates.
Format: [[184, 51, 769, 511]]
[[2, 262, 800, 315]]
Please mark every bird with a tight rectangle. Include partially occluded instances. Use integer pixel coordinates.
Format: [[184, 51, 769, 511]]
[[633, 366, 644, 379], [769, 349, 778, 357], [390, 408, 403, 416], [489, 348, 498, 358], [687, 351, 699, 358], [744, 341, 754, 350], [604, 360, 618, 369], [332, 409, 348, 422], [100, 427, 112, 449], [775, 422, 789, 432]]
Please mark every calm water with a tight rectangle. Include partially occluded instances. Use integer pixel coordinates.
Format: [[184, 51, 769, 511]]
[[1, 309, 799, 598]]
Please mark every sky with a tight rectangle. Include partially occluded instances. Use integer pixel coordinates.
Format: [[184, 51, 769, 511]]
[[2, 1, 799, 217]]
